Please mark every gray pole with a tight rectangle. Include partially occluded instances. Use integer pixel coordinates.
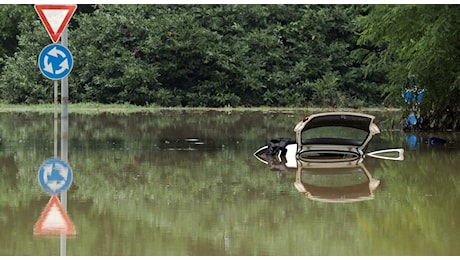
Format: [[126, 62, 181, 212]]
[[60, 27, 69, 257], [54, 80, 58, 158], [61, 31, 69, 174]]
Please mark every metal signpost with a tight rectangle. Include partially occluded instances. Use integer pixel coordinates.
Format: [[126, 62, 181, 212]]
[[34, 4, 77, 256]]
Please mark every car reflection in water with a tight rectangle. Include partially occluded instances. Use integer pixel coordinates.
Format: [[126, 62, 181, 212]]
[[293, 159, 380, 203], [255, 152, 380, 203]]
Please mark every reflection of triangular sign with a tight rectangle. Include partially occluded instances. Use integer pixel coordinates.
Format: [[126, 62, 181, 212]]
[[34, 5, 77, 43], [34, 195, 76, 236]]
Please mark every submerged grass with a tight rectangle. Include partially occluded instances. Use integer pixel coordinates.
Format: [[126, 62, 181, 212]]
[[0, 102, 400, 114]]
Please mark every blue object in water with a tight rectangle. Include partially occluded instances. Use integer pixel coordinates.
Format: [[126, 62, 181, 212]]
[[405, 134, 418, 150], [403, 112, 423, 129], [427, 137, 446, 147]]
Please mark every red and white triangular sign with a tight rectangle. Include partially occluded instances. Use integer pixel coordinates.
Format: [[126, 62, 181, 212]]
[[34, 195, 76, 236], [34, 4, 77, 43]]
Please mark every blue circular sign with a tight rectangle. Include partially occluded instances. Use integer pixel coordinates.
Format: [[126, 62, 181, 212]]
[[38, 43, 73, 80], [38, 158, 73, 195]]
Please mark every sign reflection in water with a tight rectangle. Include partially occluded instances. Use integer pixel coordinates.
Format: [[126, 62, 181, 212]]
[[33, 195, 76, 236]]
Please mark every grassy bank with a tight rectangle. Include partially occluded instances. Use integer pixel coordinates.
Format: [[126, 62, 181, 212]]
[[0, 102, 401, 114]]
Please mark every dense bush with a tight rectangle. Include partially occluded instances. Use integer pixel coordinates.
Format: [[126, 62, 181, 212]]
[[357, 4, 460, 130], [0, 4, 387, 108]]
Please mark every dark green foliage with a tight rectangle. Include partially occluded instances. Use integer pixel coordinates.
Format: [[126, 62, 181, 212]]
[[0, 5, 35, 60], [357, 4, 460, 130], [0, 4, 386, 108]]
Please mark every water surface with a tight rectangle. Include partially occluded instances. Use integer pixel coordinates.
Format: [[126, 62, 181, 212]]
[[0, 110, 459, 256]]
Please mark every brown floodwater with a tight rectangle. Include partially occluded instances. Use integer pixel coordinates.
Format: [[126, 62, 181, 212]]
[[0, 109, 459, 256]]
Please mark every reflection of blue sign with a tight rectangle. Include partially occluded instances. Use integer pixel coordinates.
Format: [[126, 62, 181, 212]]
[[38, 158, 73, 195], [38, 43, 73, 80], [405, 134, 419, 150]]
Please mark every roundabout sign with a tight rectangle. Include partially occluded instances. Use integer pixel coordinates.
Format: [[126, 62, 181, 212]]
[[38, 43, 73, 80]]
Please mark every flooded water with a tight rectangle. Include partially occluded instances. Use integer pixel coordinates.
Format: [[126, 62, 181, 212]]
[[0, 109, 459, 256]]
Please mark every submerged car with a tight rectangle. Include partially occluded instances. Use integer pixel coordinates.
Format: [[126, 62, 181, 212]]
[[254, 112, 403, 167]]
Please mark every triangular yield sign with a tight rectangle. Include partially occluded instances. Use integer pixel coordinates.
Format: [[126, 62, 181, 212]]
[[34, 195, 76, 236], [34, 4, 77, 43]]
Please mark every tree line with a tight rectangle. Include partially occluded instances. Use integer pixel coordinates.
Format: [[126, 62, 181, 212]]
[[0, 4, 459, 129]]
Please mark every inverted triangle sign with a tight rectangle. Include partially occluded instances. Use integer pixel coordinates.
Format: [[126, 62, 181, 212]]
[[34, 195, 76, 236], [35, 4, 77, 43]]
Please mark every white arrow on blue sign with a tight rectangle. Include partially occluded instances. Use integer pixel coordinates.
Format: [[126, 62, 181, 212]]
[[38, 43, 73, 80], [38, 158, 73, 195]]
